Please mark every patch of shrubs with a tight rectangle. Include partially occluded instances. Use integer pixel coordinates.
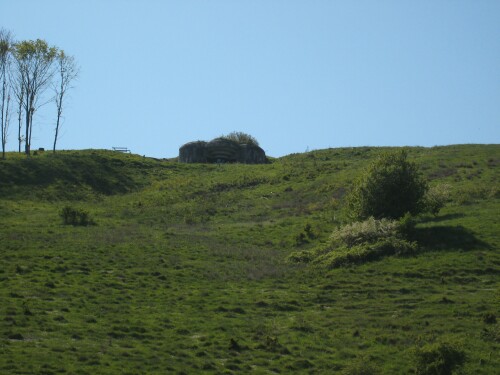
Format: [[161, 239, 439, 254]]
[[314, 237, 417, 269], [294, 223, 316, 246], [60, 206, 95, 226], [220, 131, 259, 146], [411, 340, 466, 375], [288, 150, 461, 268], [483, 313, 497, 324], [287, 150, 452, 268], [288, 216, 417, 269], [331, 216, 402, 247], [424, 184, 451, 215]]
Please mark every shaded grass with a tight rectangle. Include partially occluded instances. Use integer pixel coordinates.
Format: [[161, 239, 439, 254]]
[[412, 224, 490, 252]]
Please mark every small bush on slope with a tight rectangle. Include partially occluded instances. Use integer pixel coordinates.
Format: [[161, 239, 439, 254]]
[[345, 150, 428, 220], [312, 237, 417, 269], [411, 340, 466, 375], [331, 216, 401, 247], [287, 216, 417, 268], [288, 150, 439, 268], [423, 184, 452, 215], [60, 206, 95, 226]]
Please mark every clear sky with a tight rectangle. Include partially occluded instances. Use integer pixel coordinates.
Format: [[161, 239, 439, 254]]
[[1, 0, 499, 158]]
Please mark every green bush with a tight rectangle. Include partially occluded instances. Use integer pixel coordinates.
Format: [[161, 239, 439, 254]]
[[287, 216, 418, 268], [346, 150, 428, 220], [60, 206, 95, 226], [483, 312, 497, 324], [412, 341, 466, 375], [314, 237, 417, 269], [424, 184, 451, 215], [220, 131, 259, 146], [294, 223, 316, 246], [397, 212, 417, 238], [286, 247, 327, 264], [331, 216, 401, 248]]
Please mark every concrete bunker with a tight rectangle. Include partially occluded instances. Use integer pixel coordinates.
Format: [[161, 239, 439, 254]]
[[179, 136, 266, 164]]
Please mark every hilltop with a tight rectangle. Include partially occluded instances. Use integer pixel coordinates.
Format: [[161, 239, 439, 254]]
[[0, 145, 499, 374]]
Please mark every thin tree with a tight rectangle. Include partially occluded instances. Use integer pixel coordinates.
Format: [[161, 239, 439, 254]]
[[10, 67, 24, 153], [53, 50, 78, 153], [0, 29, 13, 159], [9, 53, 24, 152], [15, 84, 24, 152], [1, 94, 11, 160], [12, 39, 57, 156]]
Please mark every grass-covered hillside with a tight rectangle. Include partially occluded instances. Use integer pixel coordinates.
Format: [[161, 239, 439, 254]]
[[0, 145, 499, 374]]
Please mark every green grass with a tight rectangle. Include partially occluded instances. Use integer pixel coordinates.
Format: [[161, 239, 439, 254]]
[[1, 145, 499, 374]]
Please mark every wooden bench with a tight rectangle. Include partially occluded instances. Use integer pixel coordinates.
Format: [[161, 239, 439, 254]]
[[112, 147, 131, 153]]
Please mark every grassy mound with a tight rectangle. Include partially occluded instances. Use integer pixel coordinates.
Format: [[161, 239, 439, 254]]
[[0, 150, 171, 199], [288, 216, 419, 268]]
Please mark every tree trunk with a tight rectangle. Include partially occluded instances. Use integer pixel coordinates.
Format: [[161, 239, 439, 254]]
[[18, 115, 21, 152], [53, 88, 63, 153], [16, 86, 24, 153], [1, 71, 5, 159], [53, 110, 60, 153], [1, 99, 4, 160], [17, 97, 22, 153], [28, 109, 33, 155], [24, 104, 30, 156], [1, 95, 8, 160]]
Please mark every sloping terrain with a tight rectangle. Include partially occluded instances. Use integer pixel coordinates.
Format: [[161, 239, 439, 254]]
[[0, 145, 498, 374]]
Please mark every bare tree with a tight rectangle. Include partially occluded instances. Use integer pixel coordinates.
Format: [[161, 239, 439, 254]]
[[9, 52, 24, 152], [0, 29, 13, 159], [12, 39, 57, 156], [10, 68, 24, 153], [53, 50, 78, 153], [15, 83, 24, 152], [1, 94, 11, 160]]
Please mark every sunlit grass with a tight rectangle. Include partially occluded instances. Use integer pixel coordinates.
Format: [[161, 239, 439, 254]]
[[1, 145, 499, 374]]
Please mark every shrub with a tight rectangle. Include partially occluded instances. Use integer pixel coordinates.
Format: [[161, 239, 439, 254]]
[[287, 250, 315, 263], [346, 150, 428, 220], [287, 216, 418, 268], [220, 131, 259, 146], [314, 237, 417, 269], [331, 217, 401, 248], [397, 212, 417, 238], [294, 232, 309, 246], [412, 341, 466, 375], [483, 313, 497, 324], [424, 184, 451, 215], [294, 223, 316, 246], [60, 206, 95, 226], [286, 246, 329, 264]]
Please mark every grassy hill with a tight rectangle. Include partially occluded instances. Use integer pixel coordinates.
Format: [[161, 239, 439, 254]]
[[0, 145, 498, 374]]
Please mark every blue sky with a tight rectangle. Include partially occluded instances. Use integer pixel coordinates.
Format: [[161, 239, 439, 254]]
[[1, 1, 499, 157]]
